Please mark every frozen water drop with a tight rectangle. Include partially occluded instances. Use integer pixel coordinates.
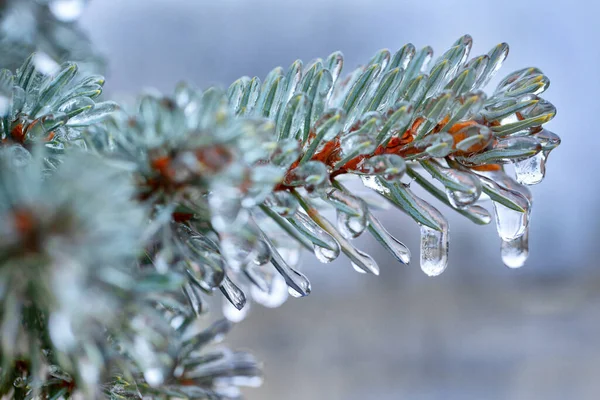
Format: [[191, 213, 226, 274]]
[[419, 225, 448, 277], [251, 239, 271, 266], [290, 212, 340, 262], [327, 188, 368, 239], [285, 271, 311, 298], [501, 228, 529, 268], [348, 248, 379, 275], [422, 161, 481, 209], [49, 0, 87, 22], [479, 171, 532, 241], [368, 214, 410, 264], [220, 276, 246, 311], [445, 187, 479, 209], [264, 191, 299, 217], [465, 205, 492, 225], [351, 262, 368, 274], [336, 209, 367, 239], [314, 244, 339, 263], [264, 235, 311, 297], [492, 202, 528, 241], [514, 152, 546, 185], [359, 154, 406, 181], [285, 161, 329, 194]]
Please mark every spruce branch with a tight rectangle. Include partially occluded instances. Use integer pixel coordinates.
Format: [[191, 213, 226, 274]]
[[77, 35, 561, 321], [0, 3, 562, 395]]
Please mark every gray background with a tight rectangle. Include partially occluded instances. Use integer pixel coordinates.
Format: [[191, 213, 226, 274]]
[[82, 1, 600, 399]]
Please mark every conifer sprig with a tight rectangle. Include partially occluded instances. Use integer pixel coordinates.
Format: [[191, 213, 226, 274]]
[[0, 2, 560, 396]]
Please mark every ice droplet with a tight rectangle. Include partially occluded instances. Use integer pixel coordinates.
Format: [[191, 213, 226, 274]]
[[435, 166, 482, 209], [336, 209, 367, 239], [327, 188, 368, 239], [219, 276, 247, 311], [478, 171, 532, 241], [446, 187, 479, 209], [263, 235, 311, 297], [492, 201, 529, 241], [420, 224, 449, 277], [314, 244, 339, 263], [351, 262, 368, 274], [290, 212, 340, 262], [488, 172, 532, 241], [285, 161, 329, 193], [368, 214, 411, 264], [347, 247, 379, 275], [252, 239, 271, 266], [49, 0, 87, 22], [264, 191, 299, 217], [465, 205, 492, 225], [501, 227, 529, 268], [514, 152, 546, 185], [358, 154, 406, 181]]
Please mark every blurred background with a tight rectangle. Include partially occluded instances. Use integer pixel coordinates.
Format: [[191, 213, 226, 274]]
[[81, 1, 599, 399]]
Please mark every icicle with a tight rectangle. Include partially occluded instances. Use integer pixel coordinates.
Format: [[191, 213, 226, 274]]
[[357, 154, 406, 181], [514, 152, 546, 185], [446, 187, 478, 209], [220, 276, 247, 311], [492, 201, 528, 241], [415, 199, 450, 276], [422, 160, 482, 209], [501, 227, 529, 269], [264, 192, 299, 217], [465, 205, 492, 225], [251, 239, 272, 266], [326, 188, 368, 239], [349, 248, 380, 275], [261, 233, 311, 297], [420, 225, 448, 277], [289, 212, 341, 263], [480, 171, 532, 241], [336, 210, 366, 239], [534, 128, 561, 158], [368, 214, 410, 264], [313, 244, 339, 263], [285, 160, 329, 195]]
